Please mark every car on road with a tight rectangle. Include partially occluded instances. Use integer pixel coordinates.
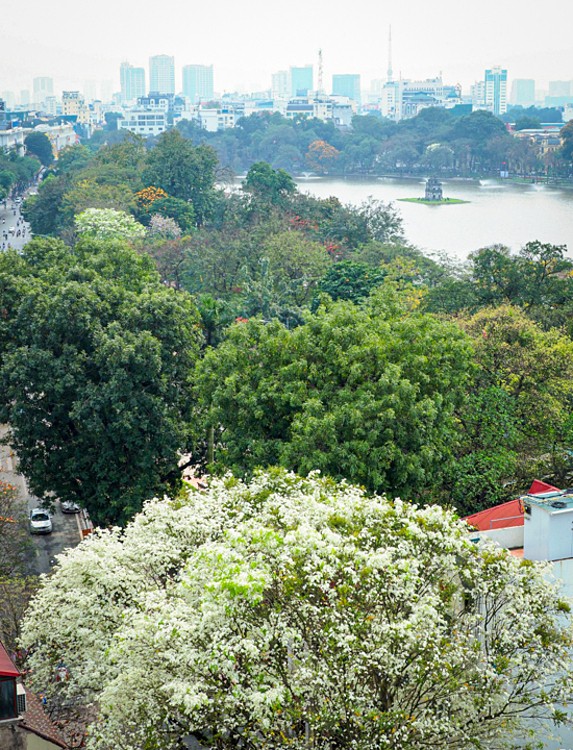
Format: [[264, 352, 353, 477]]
[[29, 508, 52, 534], [61, 500, 80, 514]]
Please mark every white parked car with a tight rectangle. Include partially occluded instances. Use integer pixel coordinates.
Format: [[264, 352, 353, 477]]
[[29, 508, 52, 534], [61, 500, 80, 514]]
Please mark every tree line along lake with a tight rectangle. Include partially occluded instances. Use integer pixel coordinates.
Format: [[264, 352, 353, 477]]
[[294, 176, 573, 261]]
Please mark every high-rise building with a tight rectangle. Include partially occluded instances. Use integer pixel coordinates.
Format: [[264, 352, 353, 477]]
[[83, 80, 98, 102], [19, 90, 30, 107], [271, 70, 290, 100], [100, 80, 113, 103], [510, 79, 535, 107], [120, 62, 146, 103], [548, 80, 572, 97], [149, 55, 175, 94], [290, 65, 313, 97], [484, 67, 508, 115], [33, 76, 54, 105], [332, 74, 361, 104], [182, 64, 214, 103]]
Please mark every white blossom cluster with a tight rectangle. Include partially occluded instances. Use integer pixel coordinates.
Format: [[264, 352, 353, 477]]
[[74, 208, 146, 241], [20, 470, 573, 750], [148, 213, 182, 239]]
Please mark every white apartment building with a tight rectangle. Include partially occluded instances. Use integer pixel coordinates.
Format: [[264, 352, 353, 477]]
[[117, 109, 168, 136]]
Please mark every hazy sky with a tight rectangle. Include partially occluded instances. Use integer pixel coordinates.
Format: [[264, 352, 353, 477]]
[[1, 0, 572, 97]]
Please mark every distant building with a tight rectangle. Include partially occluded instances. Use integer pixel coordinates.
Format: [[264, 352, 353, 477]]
[[19, 90, 30, 107], [83, 80, 98, 102], [199, 106, 237, 132], [548, 80, 572, 97], [332, 74, 361, 105], [380, 77, 459, 121], [182, 64, 214, 104], [484, 66, 508, 115], [32, 76, 53, 106], [34, 123, 77, 155], [149, 54, 175, 95], [271, 70, 290, 100], [62, 90, 84, 117], [118, 109, 168, 136], [290, 65, 313, 97], [120, 62, 146, 103], [510, 79, 535, 107], [100, 80, 113, 103]]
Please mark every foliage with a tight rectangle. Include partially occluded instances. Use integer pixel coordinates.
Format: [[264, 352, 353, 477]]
[[444, 305, 573, 510], [194, 292, 472, 498], [243, 161, 296, 204], [305, 139, 341, 173], [0, 237, 203, 525], [21, 174, 69, 235], [24, 131, 54, 167], [317, 259, 386, 303], [0, 148, 40, 199], [75, 207, 146, 241], [143, 130, 218, 224], [0, 477, 37, 652], [135, 185, 169, 208], [21, 470, 573, 750], [148, 214, 182, 239]]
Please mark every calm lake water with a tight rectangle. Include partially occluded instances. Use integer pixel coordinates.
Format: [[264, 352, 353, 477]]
[[294, 176, 573, 261]]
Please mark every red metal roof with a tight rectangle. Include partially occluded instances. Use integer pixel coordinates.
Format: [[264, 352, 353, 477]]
[[464, 480, 561, 531], [0, 641, 20, 677]]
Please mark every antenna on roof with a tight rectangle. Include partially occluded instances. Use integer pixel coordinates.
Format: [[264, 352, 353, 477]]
[[387, 26, 393, 83]]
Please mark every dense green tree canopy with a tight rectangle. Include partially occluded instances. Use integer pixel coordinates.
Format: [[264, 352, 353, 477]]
[[24, 131, 54, 167], [0, 237, 203, 525], [143, 130, 217, 223], [195, 290, 472, 498]]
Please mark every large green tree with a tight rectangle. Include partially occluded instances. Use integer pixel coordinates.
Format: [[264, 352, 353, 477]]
[[24, 131, 54, 167], [0, 237, 203, 525], [143, 130, 217, 224], [195, 290, 472, 497]]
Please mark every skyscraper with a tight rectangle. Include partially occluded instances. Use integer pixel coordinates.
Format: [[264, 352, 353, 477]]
[[290, 65, 313, 97], [510, 79, 535, 107], [332, 74, 361, 104], [182, 64, 214, 103], [149, 55, 175, 95], [271, 70, 290, 99], [484, 67, 508, 115], [120, 62, 146, 102], [33, 77, 54, 105]]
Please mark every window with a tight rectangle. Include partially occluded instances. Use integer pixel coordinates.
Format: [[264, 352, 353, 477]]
[[0, 677, 16, 720]]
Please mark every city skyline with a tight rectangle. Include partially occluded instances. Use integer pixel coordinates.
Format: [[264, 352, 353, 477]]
[[0, 0, 571, 97]]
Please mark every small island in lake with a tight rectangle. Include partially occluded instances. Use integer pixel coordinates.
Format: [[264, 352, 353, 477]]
[[398, 177, 469, 205]]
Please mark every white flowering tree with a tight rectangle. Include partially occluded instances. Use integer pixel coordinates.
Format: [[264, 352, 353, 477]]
[[21, 470, 573, 750], [75, 208, 146, 241]]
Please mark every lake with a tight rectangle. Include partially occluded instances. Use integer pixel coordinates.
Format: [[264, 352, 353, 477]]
[[294, 176, 573, 261]]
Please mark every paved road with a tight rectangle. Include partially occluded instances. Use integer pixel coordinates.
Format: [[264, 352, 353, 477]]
[[0, 197, 31, 252], [0, 425, 82, 574]]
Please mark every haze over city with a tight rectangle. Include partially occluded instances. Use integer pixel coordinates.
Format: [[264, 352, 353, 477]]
[[1, 0, 572, 95]]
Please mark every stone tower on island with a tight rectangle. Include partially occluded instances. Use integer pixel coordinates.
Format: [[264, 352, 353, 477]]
[[425, 177, 443, 201]]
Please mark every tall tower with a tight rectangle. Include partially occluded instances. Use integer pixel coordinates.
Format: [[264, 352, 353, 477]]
[[149, 55, 175, 95], [387, 26, 393, 83], [317, 49, 324, 96]]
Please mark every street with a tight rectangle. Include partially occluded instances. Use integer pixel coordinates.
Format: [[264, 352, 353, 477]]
[[0, 425, 82, 574], [1, 196, 31, 252]]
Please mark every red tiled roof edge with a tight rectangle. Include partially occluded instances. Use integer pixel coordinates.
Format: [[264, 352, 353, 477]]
[[20, 687, 68, 749]]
